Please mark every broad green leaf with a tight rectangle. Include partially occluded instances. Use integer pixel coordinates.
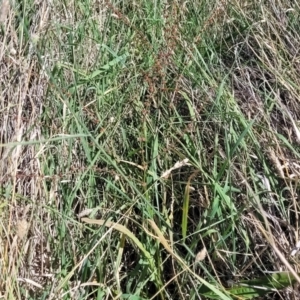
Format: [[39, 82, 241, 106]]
[[200, 272, 298, 299], [182, 180, 190, 241]]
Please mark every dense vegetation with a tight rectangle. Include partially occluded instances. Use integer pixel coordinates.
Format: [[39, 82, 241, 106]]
[[1, 1, 300, 299]]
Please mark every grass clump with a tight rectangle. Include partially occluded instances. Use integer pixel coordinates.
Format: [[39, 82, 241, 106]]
[[1, 0, 300, 299]]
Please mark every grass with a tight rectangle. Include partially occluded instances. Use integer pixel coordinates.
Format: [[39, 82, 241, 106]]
[[1, 0, 300, 299]]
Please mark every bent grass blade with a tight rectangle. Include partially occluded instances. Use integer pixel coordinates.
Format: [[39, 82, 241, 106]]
[[81, 218, 157, 275]]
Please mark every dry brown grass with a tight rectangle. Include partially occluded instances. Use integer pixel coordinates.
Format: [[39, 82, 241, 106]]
[[0, 0, 71, 298]]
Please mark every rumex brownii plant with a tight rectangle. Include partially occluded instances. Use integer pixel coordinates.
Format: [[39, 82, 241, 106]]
[[1, 0, 300, 299]]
